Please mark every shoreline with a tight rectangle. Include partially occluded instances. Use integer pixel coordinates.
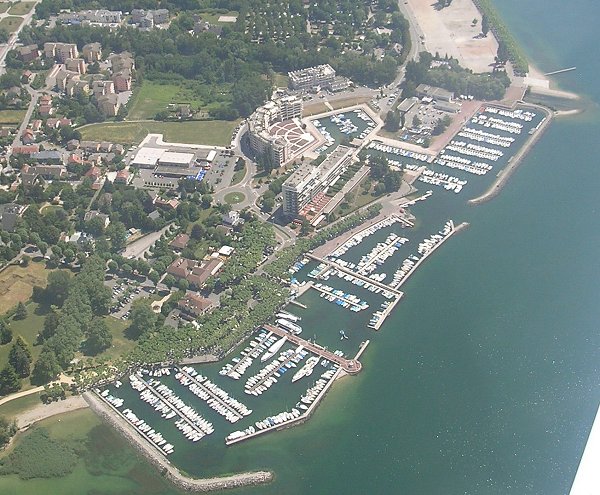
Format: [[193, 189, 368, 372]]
[[468, 104, 553, 205], [83, 391, 274, 493]]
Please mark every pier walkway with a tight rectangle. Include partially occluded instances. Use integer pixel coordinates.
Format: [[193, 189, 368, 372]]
[[391, 221, 468, 291], [177, 368, 247, 421], [226, 340, 370, 446], [138, 376, 209, 437], [263, 324, 362, 374], [245, 346, 305, 394], [225, 331, 273, 377], [306, 253, 404, 297], [311, 284, 367, 311]]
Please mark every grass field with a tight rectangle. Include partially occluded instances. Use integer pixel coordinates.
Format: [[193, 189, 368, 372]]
[[0, 3, 9, 13], [195, 9, 238, 25], [0, 393, 40, 419], [127, 81, 203, 120], [7, 1, 34, 15], [0, 16, 23, 33], [273, 72, 289, 88], [101, 317, 136, 360], [0, 263, 51, 315], [230, 163, 246, 186], [0, 109, 26, 124], [79, 120, 237, 146], [224, 192, 245, 204]]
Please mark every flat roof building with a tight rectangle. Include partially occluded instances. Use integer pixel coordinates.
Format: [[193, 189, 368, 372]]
[[415, 84, 454, 102], [289, 64, 336, 92], [282, 145, 354, 218], [132, 147, 165, 168], [158, 151, 195, 168]]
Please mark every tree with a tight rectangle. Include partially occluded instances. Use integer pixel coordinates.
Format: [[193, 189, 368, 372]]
[[0, 416, 17, 449], [84, 318, 112, 355], [127, 299, 158, 340], [0, 364, 21, 395], [177, 278, 189, 291], [148, 270, 160, 286], [31, 348, 61, 385], [39, 310, 59, 342], [384, 109, 401, 132], [0, 320, 12, 345], [106, 221, 127, 252], [14, 302, 27, 320], [163, 274, 176, 288], [45, 271, 71, 306], [8, 337, 32, 378], [482, 15, 490, 36]]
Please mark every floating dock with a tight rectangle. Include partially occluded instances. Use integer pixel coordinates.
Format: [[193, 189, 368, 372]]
[[263, 324, 362, 374], [225, 340, 370, 446]]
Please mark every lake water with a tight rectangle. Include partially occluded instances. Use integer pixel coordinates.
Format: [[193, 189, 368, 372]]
[[2, 0, 599, 493]]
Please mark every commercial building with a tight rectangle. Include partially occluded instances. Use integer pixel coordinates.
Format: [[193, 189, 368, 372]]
[[282, 145, 354, 217], [288, 64, 336, 92], [158, 151, 195, 168], [247, 93, 303, 167], [132, 147, 165, 168], [415, 84, 454, 102]]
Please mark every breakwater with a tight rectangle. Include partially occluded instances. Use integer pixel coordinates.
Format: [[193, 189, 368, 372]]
[[84, 391, 273, 492]]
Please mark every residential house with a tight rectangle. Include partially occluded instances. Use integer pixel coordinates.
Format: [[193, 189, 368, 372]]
[[82, 42, 102, 62], [112, 69, 131, 92], [21, 70, 34, 84], [166, 257, 223, 288], [97, 94, 120, 117], [21, 128, 35, 144], [65, 78, 89, 96], [66, 139, 80, 150], [109, 52, 135, 72], [38, 104, 54, 116], [65, 58, 87, 74], [30, 119, 42, 132], [169, 233, 190, 251], [85, 165, 101, 181], [32, 150, 65, 164], [178, 293, 214, 317], [84, 210, 110, 228], [45, 118, 60, 129], [12, 144, 39, 155], [114, 169, 129, 184], [222, 210, 241, 226], [0, 203, 27, 232], [92, 80, 114, 98], [80, 141, 100, 152], [17, 44, 40, 63], [44, 42, 79, 62]]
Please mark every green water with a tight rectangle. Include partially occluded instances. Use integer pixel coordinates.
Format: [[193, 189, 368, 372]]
[[3, 1, 599, 493]]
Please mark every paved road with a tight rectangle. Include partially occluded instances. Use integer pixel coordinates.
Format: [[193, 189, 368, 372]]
[[0, 1, 41, 75]]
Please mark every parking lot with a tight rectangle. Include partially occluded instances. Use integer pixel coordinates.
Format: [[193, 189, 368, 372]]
[[105, 275, 158, 320]]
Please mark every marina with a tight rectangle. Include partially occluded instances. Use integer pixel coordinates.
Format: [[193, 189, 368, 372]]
[[311, 283, 370, 311]]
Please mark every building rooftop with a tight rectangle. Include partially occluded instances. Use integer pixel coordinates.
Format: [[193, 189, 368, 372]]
[[132, 147, 165, 167]]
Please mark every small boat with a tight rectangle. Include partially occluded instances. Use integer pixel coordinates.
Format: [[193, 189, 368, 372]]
[[339, 329, 349, 340]]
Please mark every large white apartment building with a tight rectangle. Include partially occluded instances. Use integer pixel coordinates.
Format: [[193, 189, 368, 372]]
[[282, 145, 354, 217], [247, 94, 303, 166], [288, 64, 336, 92]]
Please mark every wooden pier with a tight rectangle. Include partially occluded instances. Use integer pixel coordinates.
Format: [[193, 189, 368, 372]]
[[263, 324, 362, 374]]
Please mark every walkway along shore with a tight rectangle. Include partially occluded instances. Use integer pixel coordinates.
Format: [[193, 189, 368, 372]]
[[468, 104, 553, 205], [83, 391, 273, 493]]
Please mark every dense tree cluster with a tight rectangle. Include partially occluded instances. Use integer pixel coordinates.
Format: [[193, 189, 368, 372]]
[[404, 52, 510, 101], [32, 256, 111, 384]]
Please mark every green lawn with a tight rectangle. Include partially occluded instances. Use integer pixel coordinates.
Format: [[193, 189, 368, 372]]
[[79, 119, 238, 146], [195, 9, 238, 25], [224, 192, 245, 204], [230, 162, 246, 186], [0, 393, 40, 419], [0, 109, 26, 124], [127, 81, 203, 120], [0, 16, 23, 33], [100, 316, 136, 361], [273, 72, 289, 88], [0, 3, 9, 13], [7, 1, 34, 15]]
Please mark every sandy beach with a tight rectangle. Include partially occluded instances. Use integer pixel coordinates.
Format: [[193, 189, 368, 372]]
[[404, 0, 498, 73]]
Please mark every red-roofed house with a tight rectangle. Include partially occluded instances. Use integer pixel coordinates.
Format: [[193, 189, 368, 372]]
[[115, 169, 130, 184]]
